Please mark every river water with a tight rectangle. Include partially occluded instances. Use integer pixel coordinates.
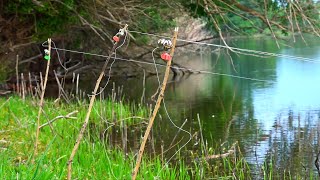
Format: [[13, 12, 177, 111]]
[[103, 35, 320, 176]]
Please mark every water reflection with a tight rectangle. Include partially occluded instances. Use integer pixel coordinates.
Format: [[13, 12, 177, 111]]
[[91, 36, 320, 176]]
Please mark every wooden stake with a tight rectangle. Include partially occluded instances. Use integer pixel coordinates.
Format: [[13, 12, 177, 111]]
[[131, 27, 179, 180], [33, 38, 52, 161], [67, 24, 128, 180]]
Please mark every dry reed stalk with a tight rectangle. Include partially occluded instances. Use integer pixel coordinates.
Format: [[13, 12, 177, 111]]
[[21, 73, 25, 101], [67, 24, 128, 180], [131, 27, 179, 180], [15, 55, 19, 95], [39, 111, 78, 129], [161, 141, 164, 166], [28, 72, 33, 97], [197, 113, 207, 157], [53, 70, 70, 103], [140, 69, 146, 104], [39, 72, 43, 90], [33, 38, 52, 162], [76, 73, 79, 96]]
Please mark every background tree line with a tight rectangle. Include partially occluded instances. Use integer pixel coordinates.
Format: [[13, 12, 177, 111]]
[[0, 0, 319, 81]]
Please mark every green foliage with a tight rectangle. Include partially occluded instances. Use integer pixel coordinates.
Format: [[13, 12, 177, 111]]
[[133, 6, 176, 44], [141, 7, 175, 31], [4, 0, 79, 41], [180, 0, 320, 36]]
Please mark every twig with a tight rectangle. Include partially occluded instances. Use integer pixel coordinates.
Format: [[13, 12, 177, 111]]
[[33, 38, 51, 162], [15, 55, 19, 95], [21, 73, 25, 101], [18, 54, 42, 65], [197, 114, 208, 157], [131, 27, 179, 180], [205, 148, 234, 160], [168, 119, 188, 148], [39, 111, 78, 129], [67, 24, 128, 180], [53, 70, 70, 103], [198, 142, 237, 161], [140, 69, 146, 104]]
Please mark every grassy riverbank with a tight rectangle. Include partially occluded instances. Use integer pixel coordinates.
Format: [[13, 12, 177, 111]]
[[1, 96, 315, 179], [0, 96, 190, 179]]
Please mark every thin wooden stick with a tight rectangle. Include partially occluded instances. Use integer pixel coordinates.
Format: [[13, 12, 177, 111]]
[[131, 27, 179, 180], [21, 73, 25, 101], [33, 38, 52, 162], [39, 111, 78, 129], [15, 55, 19, 95], [28, 72, 33, 96], [67, 24, 128, 180]]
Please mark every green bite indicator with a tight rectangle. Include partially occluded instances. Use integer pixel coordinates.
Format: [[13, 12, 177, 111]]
[[44, 55, 50, 60]]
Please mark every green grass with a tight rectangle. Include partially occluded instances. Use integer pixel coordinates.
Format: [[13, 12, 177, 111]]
[[1, 96, 315, 179], [0, 96, 190, 179]]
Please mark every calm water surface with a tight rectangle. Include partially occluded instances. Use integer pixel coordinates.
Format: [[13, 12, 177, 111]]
[[107, 36, 320, 176]]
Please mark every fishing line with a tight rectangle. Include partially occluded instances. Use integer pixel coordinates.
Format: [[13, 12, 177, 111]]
[[88, 30, 128, 97], [151, 47, 192, 177], [129, 30, 319, 63], [39, 45, 273, 83], [52, 40, 68, 71], [41, 31, 129, 98]]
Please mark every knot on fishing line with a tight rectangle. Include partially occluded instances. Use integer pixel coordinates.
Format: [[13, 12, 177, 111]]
[[158, 39, 172, 61]]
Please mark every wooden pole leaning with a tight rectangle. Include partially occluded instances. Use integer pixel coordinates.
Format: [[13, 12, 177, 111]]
[[33, 38, 51, 162], [67, 24, 128, 180], [132, 27, 179, 180]]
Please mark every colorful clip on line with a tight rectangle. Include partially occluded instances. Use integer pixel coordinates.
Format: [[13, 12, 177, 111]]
[[113, 35, 120, 42], [160, 52, 172, 61], [44, 49, 50, 60]]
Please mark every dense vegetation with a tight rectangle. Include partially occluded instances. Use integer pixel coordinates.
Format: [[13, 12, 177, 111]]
[[1, 0, 319, 50], [0, 0, 319, 81]]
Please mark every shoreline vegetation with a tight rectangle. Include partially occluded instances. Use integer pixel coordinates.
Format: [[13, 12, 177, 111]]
[[0, 0, 319, 178], [0, 96, 317, 179], [0, 96, 190, 179], [1, 1, 319, 83]]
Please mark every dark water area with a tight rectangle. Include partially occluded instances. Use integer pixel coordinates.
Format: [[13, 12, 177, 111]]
[[95, 35, 320, 176]]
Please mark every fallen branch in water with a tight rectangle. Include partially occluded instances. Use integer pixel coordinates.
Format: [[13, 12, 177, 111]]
[[39, 111, 78, 129], [197, 142, 238, 161]]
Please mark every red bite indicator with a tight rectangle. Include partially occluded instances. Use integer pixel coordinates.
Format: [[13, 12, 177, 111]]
[[160, 52, 172, 61], [113, 35, 120, 42]]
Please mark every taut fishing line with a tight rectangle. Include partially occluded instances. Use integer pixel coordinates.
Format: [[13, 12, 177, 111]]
[[40, 45, 274, 83], [151, 47, 192, 177], [88, 30, 128, 97], [41, 30, 128, 98], [129, 30, 319, 63]]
